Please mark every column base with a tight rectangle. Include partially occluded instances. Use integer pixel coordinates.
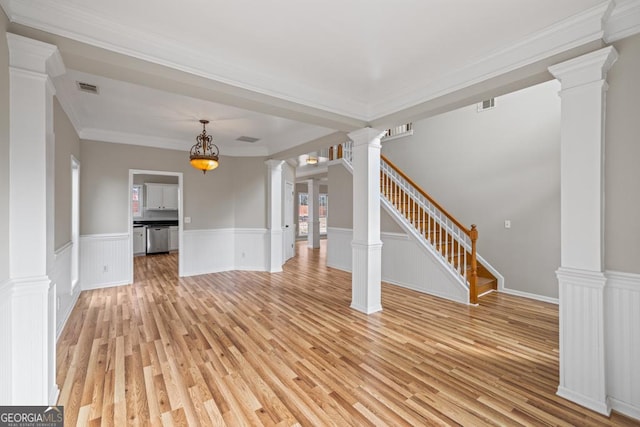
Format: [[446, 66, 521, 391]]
[[556, 267, 609, 415], [351, 241, 383, 314], [268, 229, 284, 273]]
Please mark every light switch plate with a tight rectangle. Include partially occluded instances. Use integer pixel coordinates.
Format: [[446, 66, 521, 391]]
[[184, 216, 191, 224], [504, 220, 511, 229]]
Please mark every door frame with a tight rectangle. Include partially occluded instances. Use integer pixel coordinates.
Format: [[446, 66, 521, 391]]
[[128, 169, 184, 282]]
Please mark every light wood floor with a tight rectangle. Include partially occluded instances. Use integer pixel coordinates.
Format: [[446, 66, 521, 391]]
[[57, 241, 639, 426]]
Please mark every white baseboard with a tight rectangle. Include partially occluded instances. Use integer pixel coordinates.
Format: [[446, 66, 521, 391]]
[[56, 288, 80, 340], [500, 287, 558, 304], [611, 397, 640, 421]]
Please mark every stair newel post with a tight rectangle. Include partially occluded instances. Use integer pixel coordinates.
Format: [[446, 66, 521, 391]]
[[337, 144, 343, 159], [329, 146, 334, 160], [469, 224, 479, 304]]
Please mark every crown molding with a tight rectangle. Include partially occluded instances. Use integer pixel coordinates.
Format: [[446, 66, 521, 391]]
[[6, 32, 65, 76], [3, 0, 637, 123], [0, 0, 369, 121], [79, 128, 270, 157], [604, 0, 640, 42], [367, 1, 614, 120]]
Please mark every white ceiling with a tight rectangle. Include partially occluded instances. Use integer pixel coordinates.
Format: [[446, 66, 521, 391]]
[[2, 0, 634, 157], [55, 70, 335, 156]]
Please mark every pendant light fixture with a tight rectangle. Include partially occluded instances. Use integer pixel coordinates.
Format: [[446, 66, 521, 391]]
[[190, 119, 219, 174]]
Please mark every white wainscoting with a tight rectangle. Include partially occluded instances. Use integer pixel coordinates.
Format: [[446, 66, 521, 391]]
[[80, 233, 130, 290], [182, 229, 235, 276], [234, 228, 268, 271], [0, 278, 12, 404], [605, 271, 640, 420], [182, 228, 269, 277], [52, 243, 81, 339], [327, 228, 468, 304]]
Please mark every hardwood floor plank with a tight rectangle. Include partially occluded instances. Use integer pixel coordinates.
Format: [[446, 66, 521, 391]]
[[56, 241, 639, 426]]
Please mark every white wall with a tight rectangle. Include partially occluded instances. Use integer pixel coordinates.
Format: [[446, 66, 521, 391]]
[[382, 81, 561, 299]]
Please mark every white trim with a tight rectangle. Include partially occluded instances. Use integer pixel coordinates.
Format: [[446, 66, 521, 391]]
[[499, 287, 558, 305], [557, 386, 611, 416], [81, 232, 129, 241], [128, 169, 184, 283], [610, 397, 640, 422], [605, 0, 640, 42], [605, 270, 640, 290], [368, 1, 614, 119], [54, 240, 72, 256], [56, 289, 80, 341], [1, 1, 627, 121]]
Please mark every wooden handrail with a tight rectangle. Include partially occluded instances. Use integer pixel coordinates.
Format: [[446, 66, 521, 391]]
[[381, 154, 471, 235]]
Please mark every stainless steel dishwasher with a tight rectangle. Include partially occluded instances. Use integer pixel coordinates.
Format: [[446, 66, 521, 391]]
[[146, 226, 169, 254]]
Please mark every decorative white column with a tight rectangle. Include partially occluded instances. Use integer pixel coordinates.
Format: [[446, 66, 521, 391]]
[[266, 160, 284, 273], [5, 34, 65, 405], [307, 178, 320, 249], [549, 46, 618, 416], [349, 128, 385, 314]]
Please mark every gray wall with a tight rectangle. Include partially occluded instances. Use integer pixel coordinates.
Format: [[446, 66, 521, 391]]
[[605, 33, 640, 273], [80, 140, 266, 234], [53, 97, 80, 250], [382, 80, 561, 298], [327, 162, 402, 233], [0, 9, 9, 283]]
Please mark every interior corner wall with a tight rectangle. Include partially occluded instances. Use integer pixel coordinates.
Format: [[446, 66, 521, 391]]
[[605, 33, 640, 274], [0, 8, 9, 284], [382, 80, 561, 299], [53, 97, 80, 250]]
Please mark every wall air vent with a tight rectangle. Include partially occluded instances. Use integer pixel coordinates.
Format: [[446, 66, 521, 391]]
[[76, 81, 99, 94], [236, 136, 260, 143], [477, 98, 495, 112]]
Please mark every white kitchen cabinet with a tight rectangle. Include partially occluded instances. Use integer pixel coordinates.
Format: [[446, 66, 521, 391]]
[[145, 183, 178, 210], [169, 226, 179, 251], [133, 226, 146, 255]]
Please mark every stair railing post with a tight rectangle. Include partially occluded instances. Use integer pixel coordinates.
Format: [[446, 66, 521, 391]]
[[470, 224, 478, 304], [329, 146, 334, 160], [337, 144, 343, 159]]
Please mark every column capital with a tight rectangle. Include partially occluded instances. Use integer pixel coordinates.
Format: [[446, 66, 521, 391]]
[[7, 33, 65, 77], [348, 127, 386, 148], [548, 46, 618, 90], [265, 159, 284, 171]]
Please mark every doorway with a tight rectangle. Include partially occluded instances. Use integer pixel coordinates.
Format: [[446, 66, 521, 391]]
[[284, 181, 295, 261], [128, 170, 184, 282]]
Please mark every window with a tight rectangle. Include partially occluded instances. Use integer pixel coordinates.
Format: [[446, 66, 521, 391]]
[[132, 185, 143, 218], [298, 193, 308, 236], [298, 192, 328, 237], [319, 193, 328, 234]]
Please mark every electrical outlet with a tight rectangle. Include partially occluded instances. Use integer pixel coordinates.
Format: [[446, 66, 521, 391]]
[[184, 216, 191, 224], [504, 220, 511, 229]]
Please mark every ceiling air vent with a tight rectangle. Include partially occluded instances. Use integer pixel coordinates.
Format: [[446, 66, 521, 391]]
[[236, 136, 260, 143], [76, 81, 99, 95], [477, 98, 495, 112]]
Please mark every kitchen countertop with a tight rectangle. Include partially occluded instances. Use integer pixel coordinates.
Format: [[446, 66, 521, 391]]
[[134, 220, 179, 226]]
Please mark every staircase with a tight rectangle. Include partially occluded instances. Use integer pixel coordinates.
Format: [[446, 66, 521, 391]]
[[329, 142, 498, 304]]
